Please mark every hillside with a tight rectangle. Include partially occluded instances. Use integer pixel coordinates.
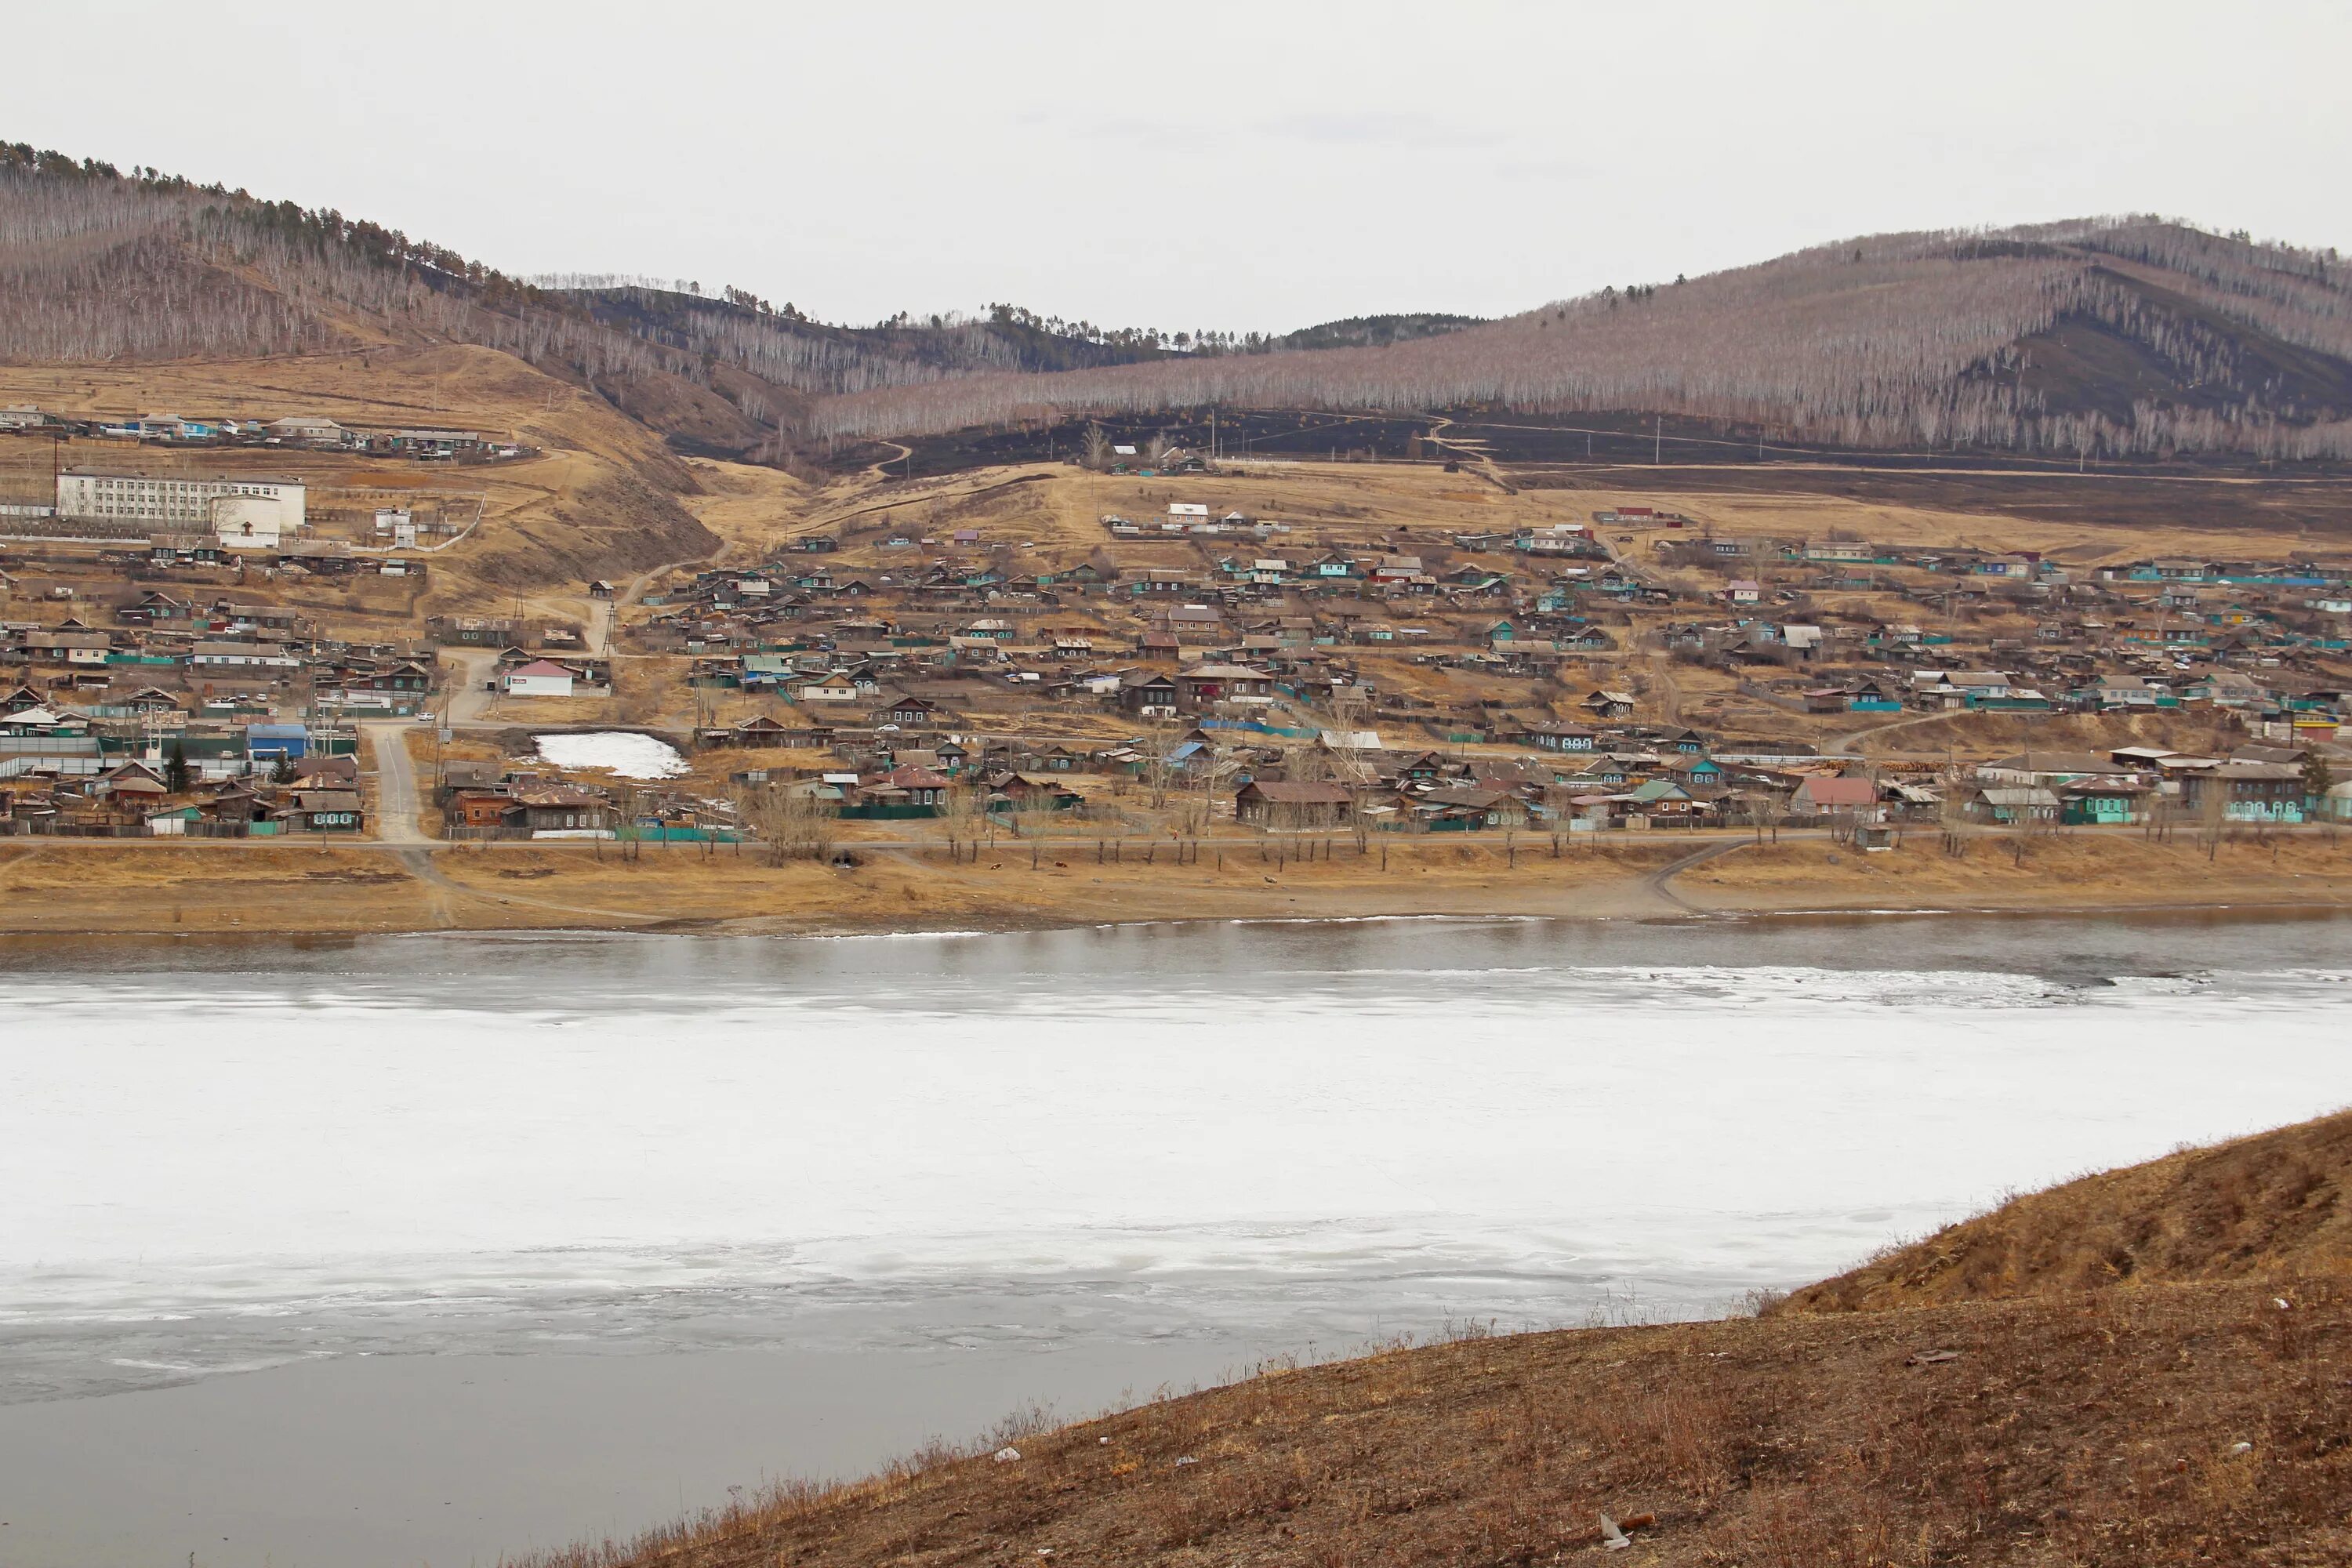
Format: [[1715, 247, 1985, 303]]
[[549, 1279, 2351, 1568], [528, 1112, 2352, 1568], [811, 223, 2352, 466], [546, 289, 1486, 445], [0, 343, 720, 593], [0, 147, 1471, 473], [11, 143, 2352, 477], [1783, 1109, 2352, 1314], [0, 144, 782, 463]]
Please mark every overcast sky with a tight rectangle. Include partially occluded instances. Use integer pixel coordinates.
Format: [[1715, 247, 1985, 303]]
[[13, 2, 2349, 333]]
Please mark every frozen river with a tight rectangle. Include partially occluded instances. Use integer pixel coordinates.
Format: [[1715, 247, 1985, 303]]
[[3, 913, 2350, 1566]]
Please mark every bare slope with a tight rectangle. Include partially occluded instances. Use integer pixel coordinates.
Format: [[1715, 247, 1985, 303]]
[[530, 1109, 2352, 1568], [551, 1279, 2352, 1568], [0, 147, 772, 462], [0, 343, 718, 592], [15, 146, 2352, 473], [813, 222, 2352, 463], [1783, 1109, 2352, 1314]]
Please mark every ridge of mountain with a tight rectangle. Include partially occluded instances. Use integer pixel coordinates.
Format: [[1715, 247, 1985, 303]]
[[7, 140, 2352, 474]]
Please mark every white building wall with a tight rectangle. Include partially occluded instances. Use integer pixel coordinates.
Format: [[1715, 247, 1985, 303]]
[[56, 474, 307, 535], [212, 494, 289, 550]]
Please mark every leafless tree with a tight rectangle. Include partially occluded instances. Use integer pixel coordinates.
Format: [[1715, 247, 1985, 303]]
[[938, 782, 985, 864], [804, 219, 2352, 464], [2200, 778, 2230, 863]]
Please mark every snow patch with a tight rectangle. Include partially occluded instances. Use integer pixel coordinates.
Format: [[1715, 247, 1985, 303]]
[[534, 731, 687, 779]]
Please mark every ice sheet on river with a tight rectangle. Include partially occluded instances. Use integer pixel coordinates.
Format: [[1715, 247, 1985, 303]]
[[3, 916, 2348, 1402]]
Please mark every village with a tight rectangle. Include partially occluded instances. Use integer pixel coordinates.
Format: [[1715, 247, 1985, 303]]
[[2, 404, 2349, 857]]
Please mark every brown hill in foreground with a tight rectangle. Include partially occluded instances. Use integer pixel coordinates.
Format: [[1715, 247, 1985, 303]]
[[546, 1281, 2350, 1568], [543, 1117, 2352, 1568], [1784, 1109, 2352, 1316]]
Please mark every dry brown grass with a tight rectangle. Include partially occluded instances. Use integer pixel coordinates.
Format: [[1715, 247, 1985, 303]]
[[0, 343, 717, 608], [1677, 830, 2352, 914], [1786, 1110, 2352, 1314], [10, 826, 2352, 936], [778, 457, 2336, 584], [420, 834, 1690, 931], [0, 842, 437, 931], [1855, 709, 2255, 760], [531, 1278, 2352, 1568]]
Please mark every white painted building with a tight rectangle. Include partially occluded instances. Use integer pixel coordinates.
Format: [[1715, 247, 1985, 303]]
[[56, 472, 305, 550], [189, 641, 301, 670], [503, 659, 579, 698]]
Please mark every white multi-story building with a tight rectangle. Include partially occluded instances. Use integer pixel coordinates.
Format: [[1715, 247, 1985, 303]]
[[56, 472, 306, 550]]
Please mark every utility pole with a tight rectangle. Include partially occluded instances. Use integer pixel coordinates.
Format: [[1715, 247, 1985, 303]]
[[1654, 416, 1662, 466]]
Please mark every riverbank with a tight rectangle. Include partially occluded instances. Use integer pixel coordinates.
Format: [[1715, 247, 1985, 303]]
[[554, 1107, 2352, 1568], [561, 1276, 2352, 1568], [3, 829, 2350, 936]]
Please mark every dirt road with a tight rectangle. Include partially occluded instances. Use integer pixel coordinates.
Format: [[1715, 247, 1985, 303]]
[[364, 722, 431, 845], [1640, 837, 1756, 914], [1825, 709, 1960, 757]]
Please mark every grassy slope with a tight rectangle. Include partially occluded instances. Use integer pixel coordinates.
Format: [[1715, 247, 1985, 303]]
[[0, 344, 719, 597], [558, 1279, 2352, 1568], [542, 1112, 2352, 1568], [9, 834, 2351, 937], [1784, 1111, 2352, 1314]]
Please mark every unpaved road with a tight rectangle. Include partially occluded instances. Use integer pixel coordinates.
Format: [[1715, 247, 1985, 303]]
[[1825, 709, 1961, 758], [363, 721, 431, 845], [1641, 837, 1756, 914]]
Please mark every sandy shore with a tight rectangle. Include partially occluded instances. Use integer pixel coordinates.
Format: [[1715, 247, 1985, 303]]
[[2, 829, 2350, 937]]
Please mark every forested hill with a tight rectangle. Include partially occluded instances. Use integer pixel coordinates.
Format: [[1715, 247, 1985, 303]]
[[0, 142, 1481, 463], [516, 288, 1487, 405], [6, 140, 2351, 467], [811, 222, 2352, 463]]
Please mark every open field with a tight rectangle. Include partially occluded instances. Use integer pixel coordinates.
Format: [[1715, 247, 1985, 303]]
[[1676, 829, 2352, 913], [6, 828, 2350, 937], [1508, 456, 2352, 543], [672, 453, 2349, 579], [0, 843, 439, 931]]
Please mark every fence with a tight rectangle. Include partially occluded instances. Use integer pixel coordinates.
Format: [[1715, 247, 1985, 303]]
[[1196, 717, 1319, 739], [618, 823, 746, 844], [0, 818, 249, 837]]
